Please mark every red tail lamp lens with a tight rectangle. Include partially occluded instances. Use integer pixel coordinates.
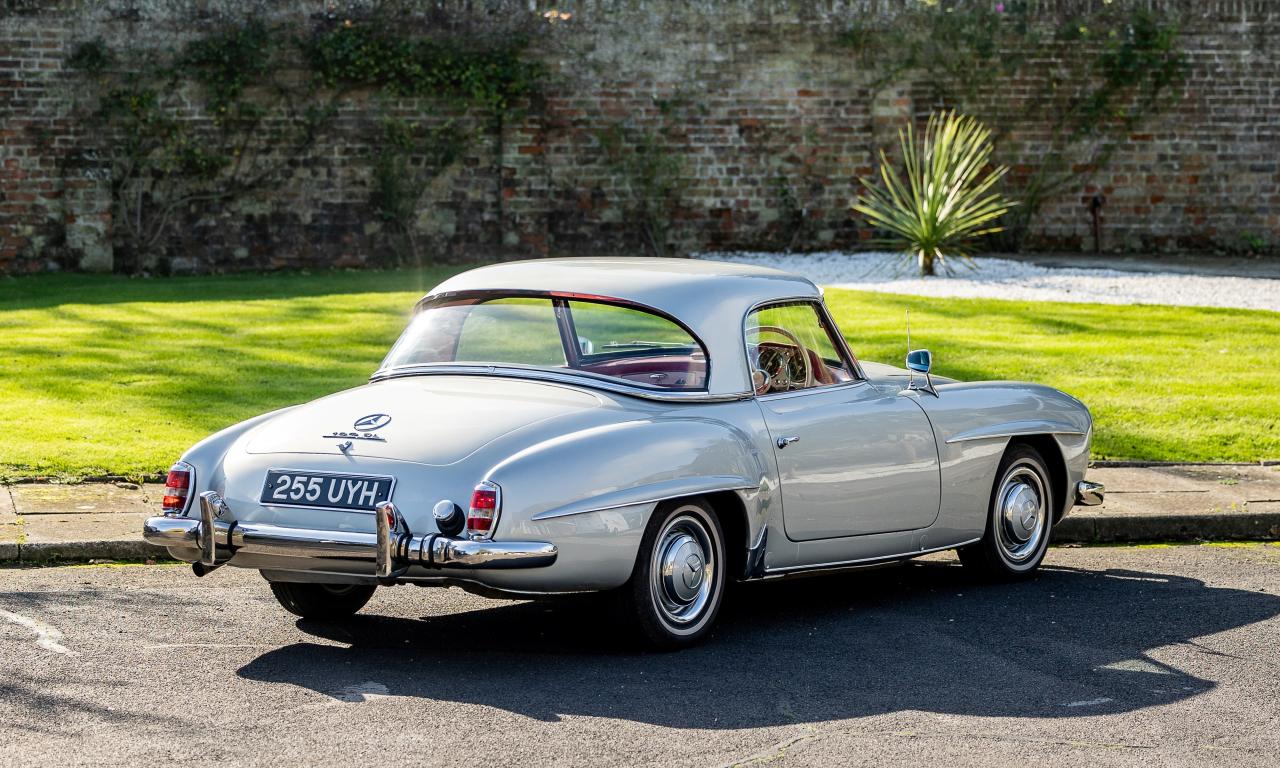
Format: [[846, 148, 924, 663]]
[[466, 482, 500, 538], [163, 461, 195, 514]]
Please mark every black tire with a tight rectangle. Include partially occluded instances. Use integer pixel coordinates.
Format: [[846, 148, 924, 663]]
[[959, 444, 1055, 580], [618, 497, 727, 650], [268, 581, 376, 620]]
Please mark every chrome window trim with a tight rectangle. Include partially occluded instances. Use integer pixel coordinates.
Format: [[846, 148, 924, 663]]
[[740, 296, 867, 398], [755, 378, 870, 403], [371, 364, 754, 403], [394, 289, 714, 394]]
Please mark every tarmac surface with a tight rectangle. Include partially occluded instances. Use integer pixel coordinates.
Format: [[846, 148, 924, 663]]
[[2, 544, 1278, 767]]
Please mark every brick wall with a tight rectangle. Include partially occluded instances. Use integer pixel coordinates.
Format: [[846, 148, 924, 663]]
[[1, 0, 1277, 274]]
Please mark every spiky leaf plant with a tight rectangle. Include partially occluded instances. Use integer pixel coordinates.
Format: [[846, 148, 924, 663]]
[[852, 110, 1013, 276]]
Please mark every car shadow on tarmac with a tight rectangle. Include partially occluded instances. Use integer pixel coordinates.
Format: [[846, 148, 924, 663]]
[[236, 559, 1280, 728]]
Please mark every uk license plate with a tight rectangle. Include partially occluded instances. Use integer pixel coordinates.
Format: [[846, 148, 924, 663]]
[[259, 470, 395, 512]]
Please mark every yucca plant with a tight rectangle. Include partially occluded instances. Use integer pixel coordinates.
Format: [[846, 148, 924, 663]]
[[852, 110, 1014, 276]]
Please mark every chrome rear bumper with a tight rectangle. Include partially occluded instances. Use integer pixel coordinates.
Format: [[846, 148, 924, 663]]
[[1075, 480, 1105, 506], [143, 491, 558, 574]]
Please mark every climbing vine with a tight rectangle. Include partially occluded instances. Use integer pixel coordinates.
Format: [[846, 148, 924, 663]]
[[302, 22, 544, 117], [68, 22, 324, 272], [839, 1, 1188, 248], [594, 95, 695, 258], [370, 116, 469, 262], [66, 10, 546, 273]]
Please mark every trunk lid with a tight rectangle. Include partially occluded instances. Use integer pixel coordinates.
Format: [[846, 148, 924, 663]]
[[244, 375, 605, 466]]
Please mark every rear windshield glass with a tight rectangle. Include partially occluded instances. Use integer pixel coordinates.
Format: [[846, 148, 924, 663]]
[[381, 294, 708, 391]]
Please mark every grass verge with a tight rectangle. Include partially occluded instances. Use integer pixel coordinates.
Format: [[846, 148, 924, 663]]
[[1, 268, 1276, 479]]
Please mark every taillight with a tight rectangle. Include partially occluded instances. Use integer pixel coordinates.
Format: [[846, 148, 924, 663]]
[[162, 461, 195, 515], [466, 481, 500, 539]]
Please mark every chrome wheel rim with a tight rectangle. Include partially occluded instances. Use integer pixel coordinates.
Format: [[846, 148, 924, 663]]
[[995, 465, 1047, 563], [650, 510, 717, 627]]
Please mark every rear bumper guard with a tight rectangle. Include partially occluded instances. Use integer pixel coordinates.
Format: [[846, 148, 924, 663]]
[[1075, 480, 1105, 507], [142, 491, 558, 575]]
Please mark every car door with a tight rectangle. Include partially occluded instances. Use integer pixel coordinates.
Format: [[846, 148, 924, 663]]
[[747, 301, 941, 541]]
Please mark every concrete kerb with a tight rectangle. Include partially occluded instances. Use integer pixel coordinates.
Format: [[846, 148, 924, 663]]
[[3, 541, 168, 564], [3, 462, 1280, 563], [2, 521, 1277, 565]]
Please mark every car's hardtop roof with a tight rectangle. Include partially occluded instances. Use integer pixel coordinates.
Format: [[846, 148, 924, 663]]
[[424, 257, 820, 315], [420, 258, 826, 397]]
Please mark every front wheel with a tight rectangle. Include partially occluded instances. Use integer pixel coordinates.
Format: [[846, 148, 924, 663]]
[[959, 444, 1054, 579], [268, 581, 376, 620], [618, 498, 726, 650]]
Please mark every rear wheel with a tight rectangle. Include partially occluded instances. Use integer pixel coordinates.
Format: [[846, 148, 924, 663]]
[[268, 581, 376, 620], [618, 498, 726, 650], [959, 444, 1054, 579]]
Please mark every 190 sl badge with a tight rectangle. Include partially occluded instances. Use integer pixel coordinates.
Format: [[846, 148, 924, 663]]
[[322, 413, 391, 442]]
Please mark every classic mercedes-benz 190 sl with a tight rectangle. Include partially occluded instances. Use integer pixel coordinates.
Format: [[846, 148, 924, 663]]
[[144, 258, 1103, 647]]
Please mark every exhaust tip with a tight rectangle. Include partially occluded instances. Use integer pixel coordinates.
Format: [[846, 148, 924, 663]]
[[192, 561, 221, 577]]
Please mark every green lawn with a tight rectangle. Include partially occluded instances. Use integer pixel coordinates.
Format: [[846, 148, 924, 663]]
[[1, 267, 1276, 479]]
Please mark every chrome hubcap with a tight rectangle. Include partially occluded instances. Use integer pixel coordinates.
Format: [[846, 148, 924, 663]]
[[651, 512, 716, 626], [996, 466, 1046, 562]]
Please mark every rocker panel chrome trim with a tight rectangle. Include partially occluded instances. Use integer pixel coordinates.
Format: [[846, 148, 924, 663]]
[[760, 538, 982, 577]]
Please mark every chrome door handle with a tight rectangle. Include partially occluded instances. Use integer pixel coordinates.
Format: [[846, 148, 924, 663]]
[[776, 436, 800, 449]]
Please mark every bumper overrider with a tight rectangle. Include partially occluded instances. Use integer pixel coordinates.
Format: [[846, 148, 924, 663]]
[[142, 491, 558, 577], [1075, 480, 1105, 506]]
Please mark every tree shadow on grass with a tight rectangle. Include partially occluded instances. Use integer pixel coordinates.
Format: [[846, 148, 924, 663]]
[[0, 265, 470, 311], [236, 559, 1280, 728]]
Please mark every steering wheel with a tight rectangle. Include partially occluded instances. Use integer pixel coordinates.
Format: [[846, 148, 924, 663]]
[[747, 325, 814, 394]]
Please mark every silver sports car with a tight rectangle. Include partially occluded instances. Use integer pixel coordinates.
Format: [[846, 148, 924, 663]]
[[144, 258, 1103, 647]]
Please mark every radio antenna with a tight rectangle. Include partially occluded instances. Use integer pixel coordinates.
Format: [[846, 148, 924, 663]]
[[904, 309, 938, 397], [905, 310, 914, 389]]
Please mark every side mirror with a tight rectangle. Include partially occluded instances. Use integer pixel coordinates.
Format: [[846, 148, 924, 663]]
[[578, 336, 594, 356], [905, 349, 932, 374], [905, 349, 938, 397]]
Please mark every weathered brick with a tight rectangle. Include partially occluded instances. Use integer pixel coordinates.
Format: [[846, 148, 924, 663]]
[[1, 0, 1277, 274]]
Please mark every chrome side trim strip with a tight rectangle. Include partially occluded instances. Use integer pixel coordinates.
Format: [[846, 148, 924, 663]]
[[530, 479, 759, 521], [761, 538, 982, 577], [945, 423, 1086, 444]]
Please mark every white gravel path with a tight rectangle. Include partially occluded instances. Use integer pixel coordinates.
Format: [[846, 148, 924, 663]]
[[702, 251, 1280, 312]]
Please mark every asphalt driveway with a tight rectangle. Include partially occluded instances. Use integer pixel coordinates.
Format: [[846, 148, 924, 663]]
[[1, 544, 1278, 766]]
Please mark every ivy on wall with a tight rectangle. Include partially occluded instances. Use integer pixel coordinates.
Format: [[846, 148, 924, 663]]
[[66, 11, 546, 273], [302, 23, 544, 116], [370, 116, 469, 262], [839, 0, 1188, 248], [593, 93, 700, 259]]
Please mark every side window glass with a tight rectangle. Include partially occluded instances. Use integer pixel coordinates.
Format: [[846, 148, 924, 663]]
[[569, 301, 707, 390], [455, 298, 566, 367], [745, 303, 852, 395]]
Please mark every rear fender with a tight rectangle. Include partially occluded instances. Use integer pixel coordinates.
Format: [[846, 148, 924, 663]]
[[176, 406, 299, 516], [486, 418, 770, 590]]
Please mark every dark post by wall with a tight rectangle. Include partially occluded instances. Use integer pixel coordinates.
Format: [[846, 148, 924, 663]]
[[0, 0, 1277, 274]]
